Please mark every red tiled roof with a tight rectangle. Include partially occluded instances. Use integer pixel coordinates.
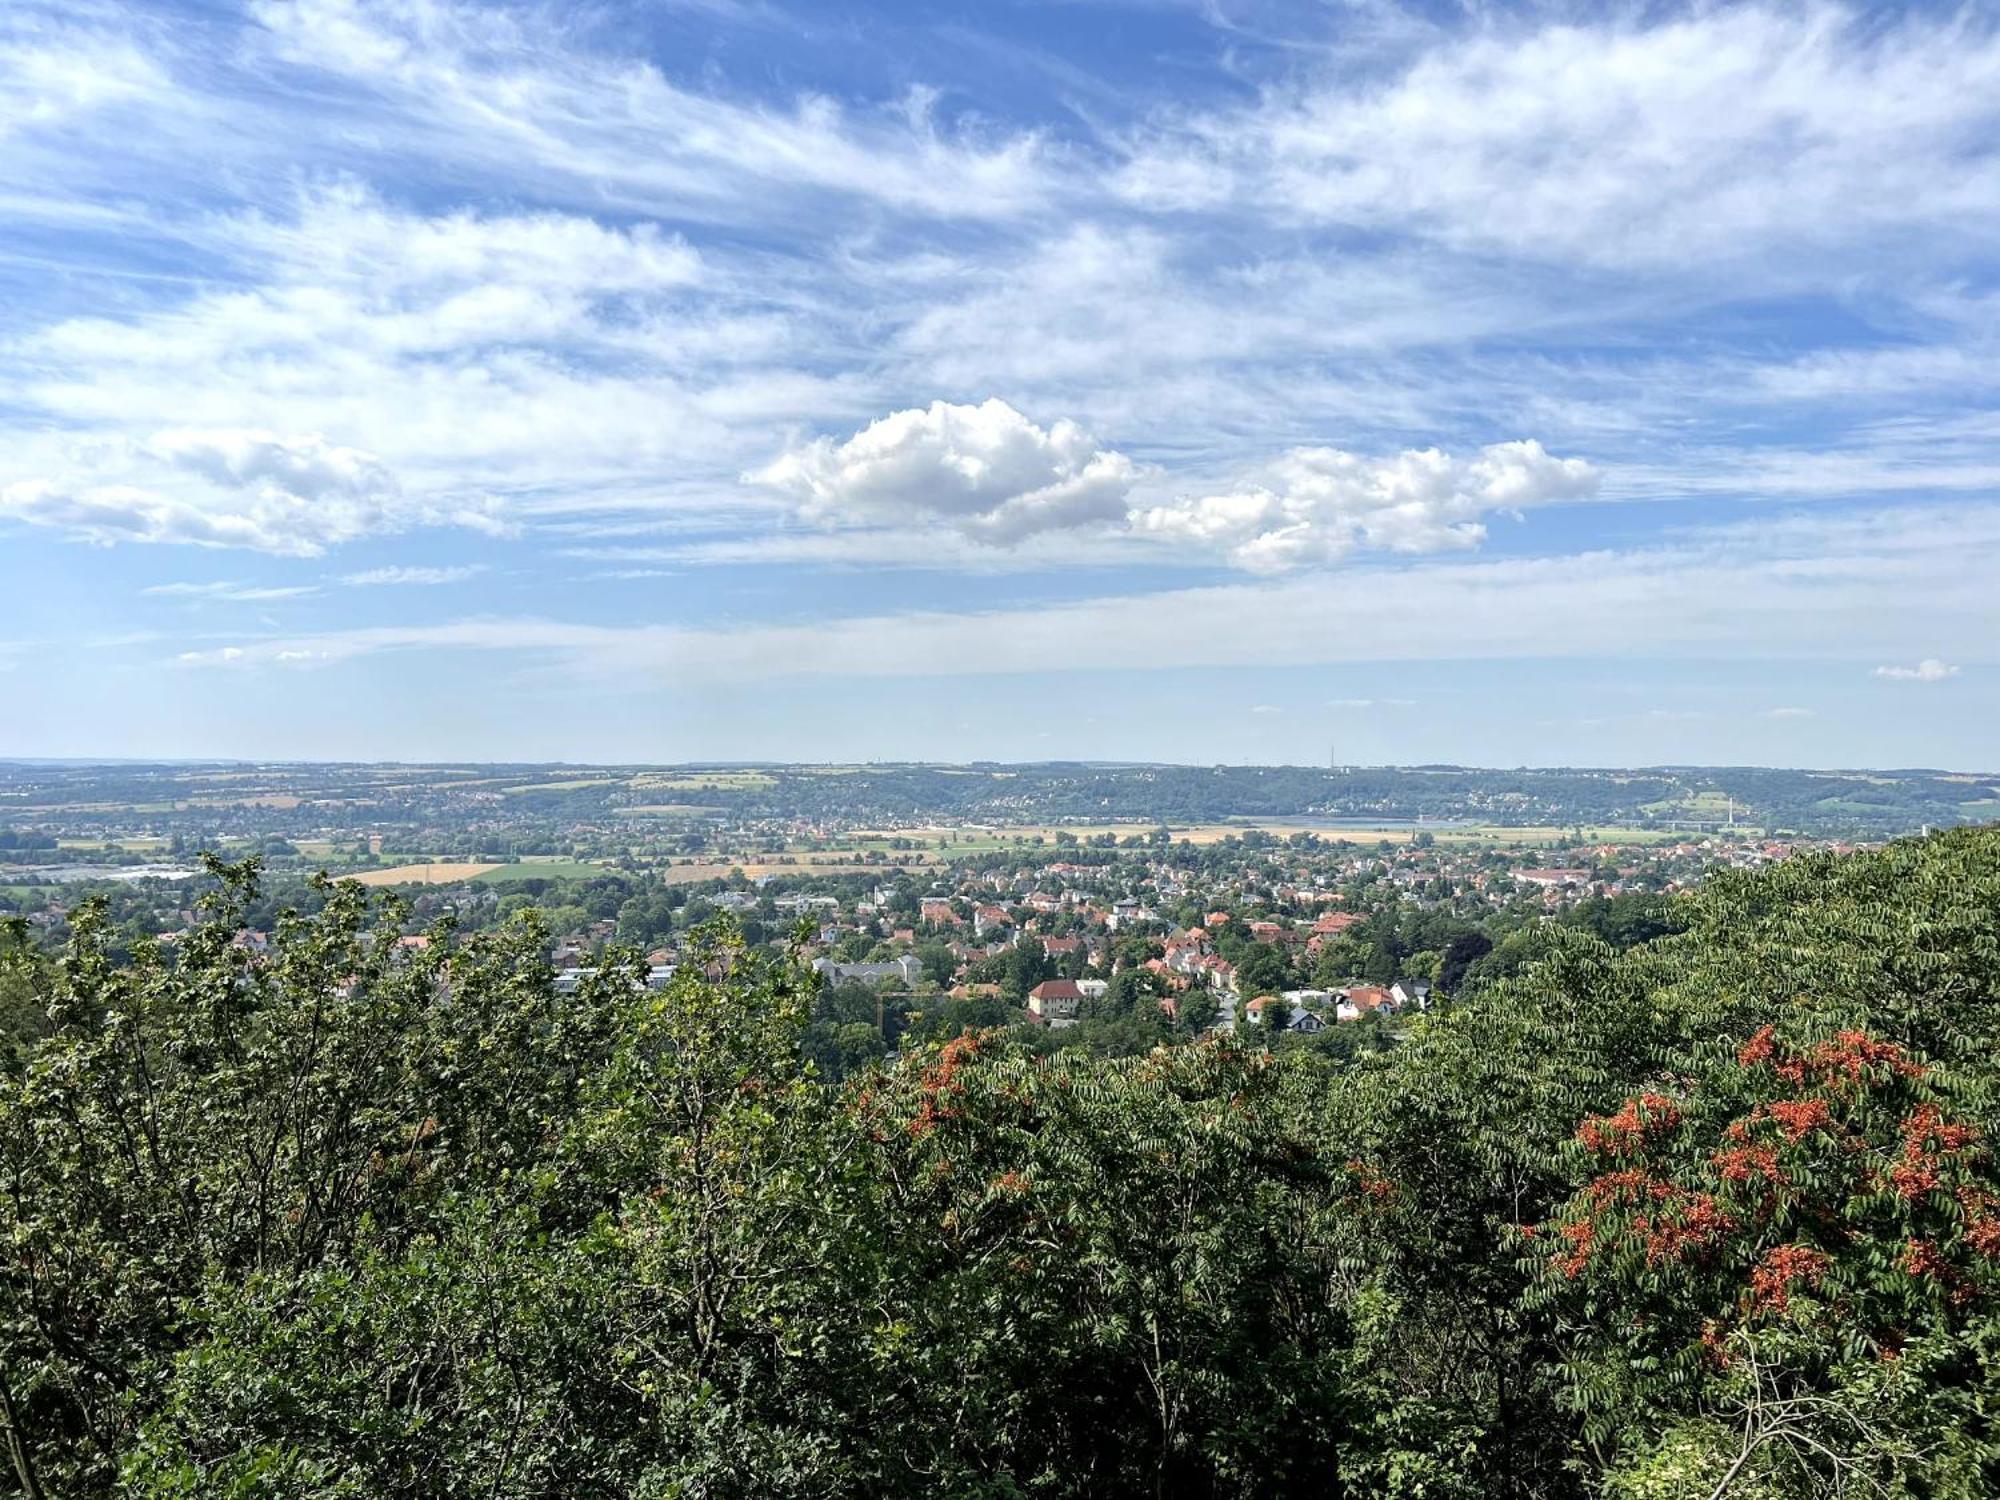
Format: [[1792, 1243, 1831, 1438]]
[[1029, 979, 1085, 1002]]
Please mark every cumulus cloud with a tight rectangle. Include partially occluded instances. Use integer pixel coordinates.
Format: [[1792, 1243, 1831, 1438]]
[[1131, 440, 1599, 573], [1, 428, 496, 554], [1873, 658, 1961, 681], [748, 399, 1141, 543]]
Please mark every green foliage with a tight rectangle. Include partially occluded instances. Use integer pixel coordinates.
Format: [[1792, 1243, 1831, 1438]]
[[1, 832, 1998, 1495]]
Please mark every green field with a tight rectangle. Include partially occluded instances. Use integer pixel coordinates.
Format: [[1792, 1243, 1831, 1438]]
[[472, 859, 607, 883]]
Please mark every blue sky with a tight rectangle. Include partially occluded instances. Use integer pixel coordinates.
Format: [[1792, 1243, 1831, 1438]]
[[2, 0, 1997, 767]]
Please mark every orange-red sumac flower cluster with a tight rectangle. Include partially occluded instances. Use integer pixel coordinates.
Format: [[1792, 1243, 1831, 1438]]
[[1766, 1097, 1833, 1143], [1954, 1185, 2000, 1259], [909, 1033, 985, 1138], [1737, 1025, 1778, 1068], [1586, 1169, 1672, 1208], [1555, 1219, 1596, 1279], [1902, 1237, 1951, 1283], [1779, 1030, 1923, 1087], [1712, 1142, 1783, 1184], [1738, 1024, 1924, 1086], [1891, 1104, 1978, 1201], [1902, 1103, 1976, 1153], [1635, 1192, 1735, 1267], [1749, 1242, 1830, 1314], [990, 1170, 1030, 1197], [1344, 1159, 1398, 1205], [1891, 1152, 1940, 1200], [1578, 1093, 1681, 1155]]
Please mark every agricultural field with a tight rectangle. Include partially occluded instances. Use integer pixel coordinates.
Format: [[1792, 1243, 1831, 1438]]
[[474, 859, 608, 883], [346, 862, 501, 887]]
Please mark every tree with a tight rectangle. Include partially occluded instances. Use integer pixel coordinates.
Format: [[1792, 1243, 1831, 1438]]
[[1, 831, 1997, 1496]]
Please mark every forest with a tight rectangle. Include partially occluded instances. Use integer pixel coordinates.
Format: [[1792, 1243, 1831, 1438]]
[[3, 829, 1999, 1497]]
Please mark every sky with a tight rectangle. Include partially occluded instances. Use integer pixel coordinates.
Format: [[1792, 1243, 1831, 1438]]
[[1, 0, 1997, 768]]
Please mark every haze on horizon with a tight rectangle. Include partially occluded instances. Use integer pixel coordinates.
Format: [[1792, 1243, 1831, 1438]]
[[2, 0, 1995, 767]]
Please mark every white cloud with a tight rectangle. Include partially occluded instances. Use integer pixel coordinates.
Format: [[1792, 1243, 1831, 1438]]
[[169, 503, 2000, 682], [1, 427, 498, 554], [0, 17, 169, 143], [339, 563, 485, 586], [1249, 703, 1281, 715], [150, 426, 396, 506], [1, 480, 310, 553], [1765, 706, 1817, 718], [1131, 440, 1598, 572], [5, 0, 2000, 607], [748, 399, 1142, 543], [1124, 6, 2000, 268], [247, 0, 1054, 222], [144, 580, 318, 601], [227, 183, 702, 298], [1873, 657, 1960, 681]]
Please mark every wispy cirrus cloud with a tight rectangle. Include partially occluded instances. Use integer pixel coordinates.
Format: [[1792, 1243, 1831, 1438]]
[[172, 503, 2000, 682], [143, 579, 318, 601], [1117, 6, 2000, 269], [246, 0, 1057, 222], [339, 563, 485, 586]]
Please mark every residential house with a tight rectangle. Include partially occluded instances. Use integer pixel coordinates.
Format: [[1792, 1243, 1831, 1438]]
[[1027, 978, 1085, 1029]]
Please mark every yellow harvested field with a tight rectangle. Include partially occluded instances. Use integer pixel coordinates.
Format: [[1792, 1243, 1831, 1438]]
[[346, 862, 501, 886]]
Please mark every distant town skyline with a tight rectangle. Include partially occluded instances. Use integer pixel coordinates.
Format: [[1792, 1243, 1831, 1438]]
[[2, 1, 1995, 764]]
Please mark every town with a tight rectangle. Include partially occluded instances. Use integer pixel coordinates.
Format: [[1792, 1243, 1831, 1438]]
[[1, 758, 1933, 1074]]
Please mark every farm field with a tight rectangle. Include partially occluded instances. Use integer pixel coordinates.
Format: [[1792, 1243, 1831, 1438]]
[[347, 862, 500, 886], [474, 859, 608, 883]]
